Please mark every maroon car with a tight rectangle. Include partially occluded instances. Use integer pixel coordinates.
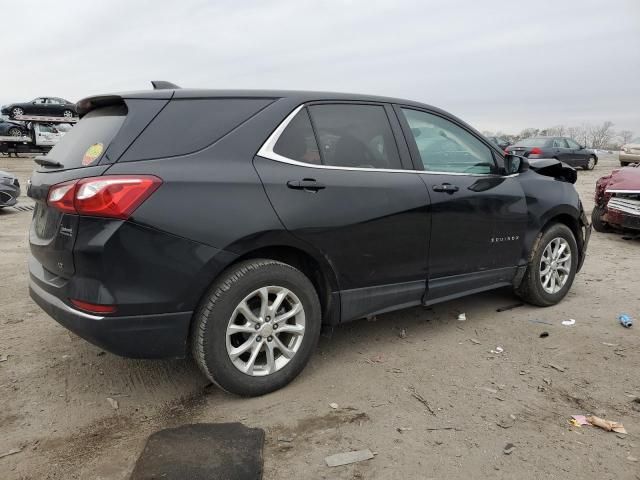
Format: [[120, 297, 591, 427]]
[[592, 164, 640, 232]]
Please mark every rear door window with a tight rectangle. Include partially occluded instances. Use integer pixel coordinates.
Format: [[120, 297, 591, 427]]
[[566, 139, 579, 149], [43, 104, 126, 170], [307, 104, 402, 169], [401, 108, 495, 174], [273, 108, 321, 164], [554, 138, 569, 148]]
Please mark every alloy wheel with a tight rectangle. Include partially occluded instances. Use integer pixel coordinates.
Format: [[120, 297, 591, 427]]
[[588, 157, 595, 170], [11, 108, 23, 118], [8, 128, 22, 137], [539, 237, 572, 294], [63, 110, 73, 118], [226, 286, 306, 376]]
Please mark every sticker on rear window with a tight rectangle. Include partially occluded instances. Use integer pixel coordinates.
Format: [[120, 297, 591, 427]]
[[82, 143, 104, 166]]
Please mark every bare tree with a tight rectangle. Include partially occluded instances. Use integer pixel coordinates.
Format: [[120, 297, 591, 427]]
[[619, 130, 634, 145], [588, 121, 615, 149]]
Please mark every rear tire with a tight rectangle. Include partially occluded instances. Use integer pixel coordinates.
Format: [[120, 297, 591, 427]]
[[591, 205, 610, 233], [62, 109, 74, 118], [191, 259, 321, 396], [515, 223, 578, 307]]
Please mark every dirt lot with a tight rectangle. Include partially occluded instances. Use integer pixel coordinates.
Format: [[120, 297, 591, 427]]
[[1, 152, 638, 479]]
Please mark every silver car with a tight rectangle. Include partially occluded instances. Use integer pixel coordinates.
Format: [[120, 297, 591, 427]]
[[620, 137, 640, 166]]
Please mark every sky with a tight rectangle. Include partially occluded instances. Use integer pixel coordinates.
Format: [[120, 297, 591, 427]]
[[4, 0, 639, 136]]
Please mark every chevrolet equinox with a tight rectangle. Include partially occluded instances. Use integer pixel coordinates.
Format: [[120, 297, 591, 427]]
[[28, 83, 591, 396]]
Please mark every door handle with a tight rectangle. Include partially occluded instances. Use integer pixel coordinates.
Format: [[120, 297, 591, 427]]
[[286, 179, 326, 192], [432, 183, 459, 194]]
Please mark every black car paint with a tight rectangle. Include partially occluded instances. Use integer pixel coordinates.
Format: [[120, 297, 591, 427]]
[[28, 89, 590, 358], [0, 120, 26, 136], [507, 137, 597, 168], [0, 170, 21, 207], [2, 98, 77, 118]]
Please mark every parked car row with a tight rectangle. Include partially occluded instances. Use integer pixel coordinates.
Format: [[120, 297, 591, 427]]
[[620, 137, 640, 167]]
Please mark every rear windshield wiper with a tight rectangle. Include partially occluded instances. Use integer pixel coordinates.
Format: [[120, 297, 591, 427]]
[[34, 157, 63, 168]]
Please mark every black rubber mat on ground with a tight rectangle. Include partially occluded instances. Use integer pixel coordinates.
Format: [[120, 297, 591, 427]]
[[129, 423, 264, 480]]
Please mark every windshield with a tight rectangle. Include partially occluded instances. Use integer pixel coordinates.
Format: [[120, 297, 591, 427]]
[[514, 138, 549, 147]]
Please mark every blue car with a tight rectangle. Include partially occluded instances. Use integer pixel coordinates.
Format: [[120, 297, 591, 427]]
[[0, 119, 27, 137]]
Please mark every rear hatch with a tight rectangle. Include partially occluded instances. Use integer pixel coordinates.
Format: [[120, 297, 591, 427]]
[[28, 105, 130, 278]]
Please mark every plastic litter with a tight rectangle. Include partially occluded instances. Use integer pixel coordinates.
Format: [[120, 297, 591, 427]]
[[457, 313, 466, 321], [561, 319, 576, 326], [106, 397, 119, 410], [325, 449, 374, 467], [490, 346, 504, 354], [618, 314, 633, 328], [571, 415, 589, 426], [586, 415, 627, 434], [329, 402, 339, 409], [539, 331, 549, 338]]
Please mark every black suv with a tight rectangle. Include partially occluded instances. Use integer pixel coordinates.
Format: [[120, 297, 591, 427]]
[[28, 85, 590, 396]]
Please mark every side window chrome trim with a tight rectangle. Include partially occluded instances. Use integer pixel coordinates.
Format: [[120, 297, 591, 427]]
[[257, 103, 510, 178]]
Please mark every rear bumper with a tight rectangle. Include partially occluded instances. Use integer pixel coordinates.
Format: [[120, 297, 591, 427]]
[[30, 278, 192, 358]]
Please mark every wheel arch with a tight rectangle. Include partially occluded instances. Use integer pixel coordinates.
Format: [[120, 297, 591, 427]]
[[232, 245, 340, 326]]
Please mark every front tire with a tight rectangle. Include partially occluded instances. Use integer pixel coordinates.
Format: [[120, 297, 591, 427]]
[[10, 107, 23, 119], [584, 156, 596, 170], [515, 223, 578, 307], [191, 259, 321, 396], [591, 205, 610, 233], [8, 127, 23, 137]]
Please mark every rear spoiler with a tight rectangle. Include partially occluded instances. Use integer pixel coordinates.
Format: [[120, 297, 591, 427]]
[[76, 81, 180, 117]]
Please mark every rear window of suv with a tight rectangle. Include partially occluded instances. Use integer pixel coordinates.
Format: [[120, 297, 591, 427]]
[[44, 104, 126, 169], [120, 98, 273, 162]]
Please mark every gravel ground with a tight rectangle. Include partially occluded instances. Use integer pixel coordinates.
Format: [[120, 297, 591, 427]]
[[1, 152, 638, 480]]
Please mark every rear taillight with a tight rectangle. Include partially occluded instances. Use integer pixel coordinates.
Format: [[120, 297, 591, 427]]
[[47, 175, 162, 219], [530, 147, 542, 155]]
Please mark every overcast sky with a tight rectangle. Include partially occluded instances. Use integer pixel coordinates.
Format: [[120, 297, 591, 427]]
[[4, 0, 639, 135]]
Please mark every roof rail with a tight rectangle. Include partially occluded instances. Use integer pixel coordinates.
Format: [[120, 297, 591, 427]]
[[151, 81, 181, 90]]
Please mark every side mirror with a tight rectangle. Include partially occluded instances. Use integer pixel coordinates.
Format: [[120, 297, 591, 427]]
[[579, 145, 585, 149], [504, 154, 529, 175]]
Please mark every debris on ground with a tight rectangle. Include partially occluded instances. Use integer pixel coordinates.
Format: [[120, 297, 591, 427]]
[[396, 427, 412, 433], [399, 328, 407, 339], [329, 402, 339, 410], [457, 313, 467, 321], [528, 319, 554, 326], [407, 385, 436, 415], [539, 331, 549, 338], [0, 446, 23, 459], [543, 378, 552, 386], [627, 455, 638, 462], [561, 319, 576, 326], [503, 443, 516, 455], [469, 338, 481, 345], [325, 449, 374, 467], [477, 386, 498, 394], [549, 364, 565, 372], [277, 436, 294, 443], [618, 314, 633, 328], [570, 415, 590, 427], [497, 416, 516, 429], [106, 397, 119, 410], [602, 342, 619, 347], [0, 354, 8, 362], [586, 415, 627, 434], [631, 397, 640, 412], [367, 353, 385, 364], [490, 346, 504, 354], [497, 303, 524, 312]]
